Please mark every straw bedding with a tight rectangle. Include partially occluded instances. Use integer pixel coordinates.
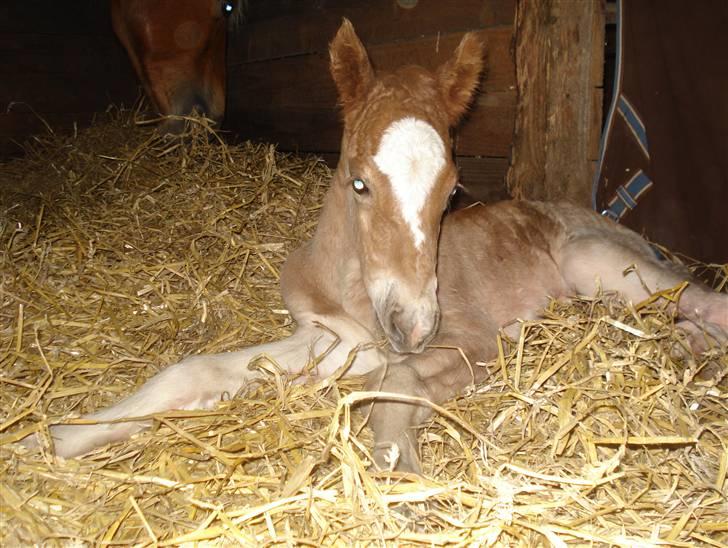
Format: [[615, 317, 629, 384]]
[[1, 114, 726, 546]]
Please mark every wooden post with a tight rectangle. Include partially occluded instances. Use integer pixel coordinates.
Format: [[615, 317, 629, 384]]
[[507, 0, 604, 206]]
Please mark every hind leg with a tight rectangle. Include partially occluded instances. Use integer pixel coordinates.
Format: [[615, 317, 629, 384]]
[[556, 230, 727, 350]]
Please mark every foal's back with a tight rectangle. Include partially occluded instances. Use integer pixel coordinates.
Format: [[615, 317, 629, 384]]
[[435, 199, 671, 358], [435, 201, 569, 359]]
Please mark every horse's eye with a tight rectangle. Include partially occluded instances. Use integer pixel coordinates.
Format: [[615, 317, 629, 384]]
[[446, 184, 462, 211], [352, 178, 369, 195], [222, 1, 235, 17]]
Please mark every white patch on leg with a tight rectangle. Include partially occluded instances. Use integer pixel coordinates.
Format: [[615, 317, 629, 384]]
[[373, 117, 446, 248]]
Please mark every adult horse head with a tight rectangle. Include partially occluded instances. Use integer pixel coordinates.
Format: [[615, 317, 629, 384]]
[[111, 0, 243, 133], [328, 20, 483, 353]]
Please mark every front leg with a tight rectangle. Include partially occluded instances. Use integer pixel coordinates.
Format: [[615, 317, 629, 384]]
[[364, 347, 476, 474], [35, 350, 264, 458], [25, 318, 384, 458]]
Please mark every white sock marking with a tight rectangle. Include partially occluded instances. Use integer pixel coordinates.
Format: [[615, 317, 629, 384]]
[[373, 117, 446, 247]]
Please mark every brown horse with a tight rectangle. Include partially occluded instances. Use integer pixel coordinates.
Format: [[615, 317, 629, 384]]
[[24, 21, 727, 473], [111, 0, 242, 133]]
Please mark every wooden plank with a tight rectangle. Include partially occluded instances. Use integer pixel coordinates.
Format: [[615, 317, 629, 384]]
[[455, 156, 510, 203], [227, 53, 333, 111], [588, 0, 605, 162], [456, 91, 516, 157], [228, 27, 514, 114], [225, 107, 344, 152], [372, 28, 514, 91], [0, 33, 137, 112], [0, 33, 120, 53], [0, 40, 131, 77], [226, 93, 514, 158], [243, 0, 512, 24], [480, 0, 519, 29], [507, 0, 604, 206], [0, 0, 111, 35], [2, 72, 138, 114], [589, 87, 603, 160], [230, 27, 514, 93], [589, 2, 606, 88], [231, 0, 516, 63]]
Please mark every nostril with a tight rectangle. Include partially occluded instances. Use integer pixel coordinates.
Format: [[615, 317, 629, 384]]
[[389, 315, 405, 343], [383, 308, 409, 351], [175, 92, 211, 118], [433, 308, 441, 332], [160, 117, 186, 135], [191, 93, 206, 110]]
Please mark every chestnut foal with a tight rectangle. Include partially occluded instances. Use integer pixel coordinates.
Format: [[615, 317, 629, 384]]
[[28, 21, 727, 473]]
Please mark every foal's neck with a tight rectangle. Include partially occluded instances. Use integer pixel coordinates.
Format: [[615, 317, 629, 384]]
[[307, 166, 377, 327], [311, 169, 351, 256]]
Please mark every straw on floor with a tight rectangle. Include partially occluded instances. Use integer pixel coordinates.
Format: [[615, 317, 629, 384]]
[[1, 113, 726, 546]]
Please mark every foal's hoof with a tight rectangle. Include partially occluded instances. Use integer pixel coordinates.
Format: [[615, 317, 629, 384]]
[[390, 503, 421, 527], [18, 432, 42, 452], [675, 319, 728, 355], [372, 440, 422, 474], [671, 320, 727, 382]]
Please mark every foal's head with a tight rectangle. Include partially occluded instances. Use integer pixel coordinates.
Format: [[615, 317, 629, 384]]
[[329, 20, 484, 353]]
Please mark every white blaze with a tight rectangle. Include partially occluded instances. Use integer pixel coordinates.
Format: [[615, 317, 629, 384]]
[[373, 117, 446, 248]]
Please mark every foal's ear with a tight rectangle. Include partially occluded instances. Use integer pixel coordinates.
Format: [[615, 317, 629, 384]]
[[330, 19, 374, 116], [437, 33, 485, 125]]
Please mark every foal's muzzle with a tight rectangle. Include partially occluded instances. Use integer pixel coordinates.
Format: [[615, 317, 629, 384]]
[[379, 292, 440, 354], [384, 306, 440, 354]]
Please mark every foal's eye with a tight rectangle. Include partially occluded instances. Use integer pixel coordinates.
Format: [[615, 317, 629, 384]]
[[449, 184, 463, 201], [221, 0, 235, 16], [352, 178, 369, 195], [446, 184, 462, 211]]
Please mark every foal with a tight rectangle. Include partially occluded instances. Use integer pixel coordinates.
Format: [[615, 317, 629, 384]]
[[30, 21, 727, 473]]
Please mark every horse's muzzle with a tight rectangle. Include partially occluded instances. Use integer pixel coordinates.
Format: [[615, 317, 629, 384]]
[[382, 301, 440, 354], [162, 91, 223, 134]]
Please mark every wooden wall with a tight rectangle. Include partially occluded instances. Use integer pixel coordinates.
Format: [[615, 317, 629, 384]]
[[226, 0, 518, 202], [2, 0, 602, 206], [0, 1, 138, 158]]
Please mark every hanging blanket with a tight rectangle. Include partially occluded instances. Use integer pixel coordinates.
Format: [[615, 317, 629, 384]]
[[593, 0, 728, 263]]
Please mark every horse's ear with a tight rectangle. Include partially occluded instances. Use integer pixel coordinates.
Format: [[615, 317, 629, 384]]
[[437, 33, 485, 125], [330, 19, 374, 117]]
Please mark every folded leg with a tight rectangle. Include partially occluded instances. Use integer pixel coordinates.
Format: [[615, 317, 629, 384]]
[[556, 228, 727, 349], [364, 346, 475, 473]]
